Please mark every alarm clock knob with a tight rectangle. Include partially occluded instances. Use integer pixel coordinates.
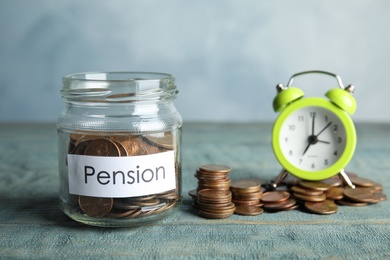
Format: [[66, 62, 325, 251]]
[[325, 84, 357, 115], [273, 84, 304, 112]]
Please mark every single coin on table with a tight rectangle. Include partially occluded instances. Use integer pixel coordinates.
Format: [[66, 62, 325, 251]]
[[304, 200, 338, 215], [234, 206, 264, 216], [343, 187, 376, 203], [261, 191, 290, 203]]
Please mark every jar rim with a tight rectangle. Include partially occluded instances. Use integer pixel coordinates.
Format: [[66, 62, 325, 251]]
[[61, 71, 177, 102], [63, 71, 174, 82]]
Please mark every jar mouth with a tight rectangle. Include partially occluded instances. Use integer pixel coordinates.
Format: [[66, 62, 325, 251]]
[[61, 72, 177, 102]]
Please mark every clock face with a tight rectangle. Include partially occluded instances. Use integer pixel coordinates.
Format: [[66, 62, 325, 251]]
[[272, 98, 356, 180], [278, 106, 346, 172]]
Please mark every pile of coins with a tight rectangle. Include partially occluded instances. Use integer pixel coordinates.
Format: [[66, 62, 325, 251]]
[[189, 165, 386, 218], [78, 190, 177, 218], [66, 132, 180, 219], [230, 179, 264, 216], [190, 165, 235, 219]]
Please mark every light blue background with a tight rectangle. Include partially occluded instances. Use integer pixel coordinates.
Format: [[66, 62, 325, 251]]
[[1, 0, 389, 122]]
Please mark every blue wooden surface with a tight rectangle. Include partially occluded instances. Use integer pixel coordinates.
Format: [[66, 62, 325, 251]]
[[1, 123, 389, 259]]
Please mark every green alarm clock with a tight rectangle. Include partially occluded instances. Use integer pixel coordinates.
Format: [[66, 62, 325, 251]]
[[271, 71, 357, 188]]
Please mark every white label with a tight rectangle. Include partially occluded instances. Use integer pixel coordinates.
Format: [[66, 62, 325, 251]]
[[67, 151, 176, 198]]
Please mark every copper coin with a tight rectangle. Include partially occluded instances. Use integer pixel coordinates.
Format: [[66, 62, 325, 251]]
[[373, 183, 384, 192], [75, 134, 103, 146], [293, 192, 327, 202], [84, 139, 120, 156], [230, 179, 261, 193], [261, 191, 290, 203], [143, 141, 161, 155], [113, 200, 141, 210], [108, 208, 139, 218], [263, 198, 297, 210], [113, 141, 128, 156], [72, 140, 92, 155], [123, 194, 156, 202], [198, 202, 235, 211], [343, 187, 376, 203], [197, 189, 232, 200], [199, 210, 234, 219], [143, 132, 174, 150], [305, 200, 338, 215], [120, 137, 149, 156], [78, 196, 113, 217], [130, 198, 161, 207], [234, 206, 264, 216], [320, 177, 343, 187], [290, 186, 324, 196], [348, 175, 376, 187], [336, 199, 369, 207], [298, 181, 331, 191], [199, 165, 232, 173], [325, 187, 344, 200], [232, 191, 263, 200], [372, 193, 387, 203], [155, 190, 179, 200]]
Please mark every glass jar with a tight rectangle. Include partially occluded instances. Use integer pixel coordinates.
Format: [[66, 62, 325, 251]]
[[57, 72, 183, 227]]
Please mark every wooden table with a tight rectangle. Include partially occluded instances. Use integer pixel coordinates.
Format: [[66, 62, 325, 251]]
[[1, 123, 389, 259]]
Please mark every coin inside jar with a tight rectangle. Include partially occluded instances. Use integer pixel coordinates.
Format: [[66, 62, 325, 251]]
[[84, 139, 120, 156], [78, 196, 113, 217]]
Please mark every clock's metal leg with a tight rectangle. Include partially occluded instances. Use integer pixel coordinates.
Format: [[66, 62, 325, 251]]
[[339, 169, 356, 189], [270, 169, 288, 189]]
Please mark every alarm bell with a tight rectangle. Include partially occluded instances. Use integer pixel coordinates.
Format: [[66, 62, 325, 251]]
[[325, 85, 356, 115], [272, 84, 304, 112], [272, 70, 357, 114]]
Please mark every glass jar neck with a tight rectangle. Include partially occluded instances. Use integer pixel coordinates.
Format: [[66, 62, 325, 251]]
[[61, 72, 178, 103]]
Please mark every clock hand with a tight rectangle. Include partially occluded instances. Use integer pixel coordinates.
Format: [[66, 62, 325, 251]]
[[302, 142, 311, 156], [317, 140, 330, 144], [315, 121, 332, 137], [303, 114, 316, 156], [311, 113, 315, 135]]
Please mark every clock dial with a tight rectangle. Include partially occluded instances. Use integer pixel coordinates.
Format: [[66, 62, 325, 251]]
[[278, 106, 346, 172]]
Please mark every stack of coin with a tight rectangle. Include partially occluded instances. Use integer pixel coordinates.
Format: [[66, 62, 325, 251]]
[[189, 165, 235, 219], [195, 165, 232, 191], [261, 190, 298, 212], [67, 132, 180, 219], [189, 164, 232, 207], [197, 189, 236, 219], [230, 179, 264, 216]]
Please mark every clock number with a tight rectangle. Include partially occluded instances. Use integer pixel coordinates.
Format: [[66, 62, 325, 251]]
[[324, 159, 329, 165], [310, 112, 316, 118], [285, 137, 288, 143], [289, 124, 296, 131], [333, 124, 338, 131], [337, 137, 342, 143], [325, 115, 329, 122], [311, 163, 315, 169], [334, 150, 338, 156], [299, 159, 303, 165], [298, 115, 304, 122], [289, 150, 293, 156]]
